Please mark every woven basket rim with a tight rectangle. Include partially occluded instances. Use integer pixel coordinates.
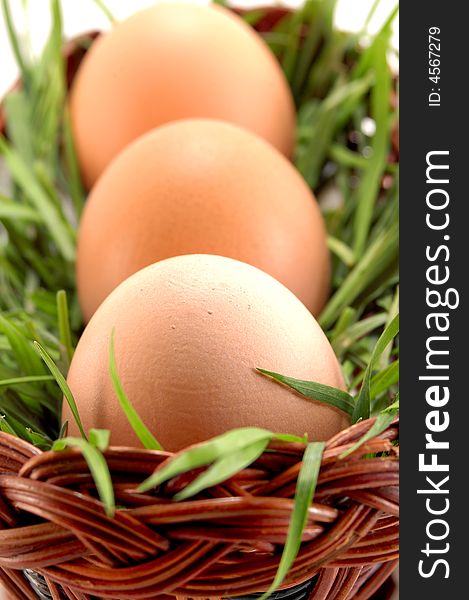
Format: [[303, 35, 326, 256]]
[[0, 5, 399, 599], [0, 416, 399, 600]]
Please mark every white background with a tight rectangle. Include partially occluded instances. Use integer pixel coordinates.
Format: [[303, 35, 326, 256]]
[[1, 0, 398, 97], [0, 1, 398, 598]]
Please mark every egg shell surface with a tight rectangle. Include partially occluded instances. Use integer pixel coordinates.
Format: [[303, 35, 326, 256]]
[[66, 255, 349, 451], [69, 2, 296, 187], [77, 119, 330, 321]]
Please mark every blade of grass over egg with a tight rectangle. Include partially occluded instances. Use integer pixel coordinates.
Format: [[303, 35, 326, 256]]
[[33, 341, 87, 439], [58, 420, 68, 439], [174, 438, 271, 501], [138, 428, 279, 493], [89, 428, 110, 452], [256, 369, 354, 416], [170, 432, 305, 501], [109, 331, 163, 451], [52, 435, 115, 516], [259, 442, 325, 599], [352, 314, 399, 422]]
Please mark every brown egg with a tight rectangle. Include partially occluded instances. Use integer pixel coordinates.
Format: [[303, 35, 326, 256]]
[[66, 255, 348, 450], [69, 2, 295, 188], [77, 119, 330, 321]]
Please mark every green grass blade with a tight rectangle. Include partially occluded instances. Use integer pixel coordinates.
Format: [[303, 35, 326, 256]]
[[92, 0, 116, 21], [56, 290, 74, 364], [1, 0, 31, 88], [0, 416, 18, 436], [241, 9, 266, 26], [370, 359, 399, 400], [351, 5, 399, 80], [352, 314, 399, 422], [332, 313, 388, 356], [3, 92, 34, 166], [0, 315, 44, 375], [0, 195, 42, 222], [109, 331, 163, 450], [175, 438, 270, 501], [319, 219, 398, 329], [259, 442, 325, 599], [352, 33, 392, 258], [296, 75, 373, 189], [281, 9, 304, 82], [362, 0, 383, 33], [327, 236, 355, 268], [26, 429, 52, 450], [138, 428, 274, 493], [379, 286, 399, 369], [52, 436, 115, 516], [256, 369, 354, 416], [0, 375, 54, 388], [89, 428, 110, 452], [62, 107, 85, 217], [291, 1, 322, 96], [0, 136, 76, 262], [33, 340, 86, 439], [330, 307, 357, 342]]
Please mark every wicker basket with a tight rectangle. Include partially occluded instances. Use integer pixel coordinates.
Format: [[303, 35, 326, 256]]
[[0, 6, 399, 599], [0, 417, 399, 599]]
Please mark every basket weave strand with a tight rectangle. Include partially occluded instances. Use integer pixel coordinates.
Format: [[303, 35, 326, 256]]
[[0, 418, 398, 599]]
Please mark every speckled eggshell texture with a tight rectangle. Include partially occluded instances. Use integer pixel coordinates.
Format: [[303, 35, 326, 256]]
[[66, 255, 349, 451], [69, 2, 296, 187], [76, 119, 330, 321]]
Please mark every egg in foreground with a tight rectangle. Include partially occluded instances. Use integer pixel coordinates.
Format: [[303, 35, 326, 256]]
[[69, 2, 295, 188], [77, 119, 330, 321], [66, 255, 349, 451]]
